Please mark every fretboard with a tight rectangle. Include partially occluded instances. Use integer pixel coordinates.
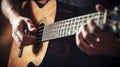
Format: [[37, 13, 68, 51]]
[[42, 11, 107, 41]]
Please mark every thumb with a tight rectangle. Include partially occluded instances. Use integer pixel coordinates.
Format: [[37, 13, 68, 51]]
[[25, 19, 37, 32]]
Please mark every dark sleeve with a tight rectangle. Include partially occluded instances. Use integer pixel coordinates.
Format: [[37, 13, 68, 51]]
[[107, 0, 120, 6]]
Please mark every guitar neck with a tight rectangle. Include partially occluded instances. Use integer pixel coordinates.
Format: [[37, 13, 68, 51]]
[[41, 10, 107, 41]]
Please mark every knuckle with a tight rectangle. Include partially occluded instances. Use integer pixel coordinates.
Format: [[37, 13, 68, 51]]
[[18, 38, 24, 47], [93, 26, 97, 33], [18, 42, 22, 47], [76, 37, 82, 48], [12, 31, 16, 38], [25, 18, 32, 23], [20, 35, 24, 42], [82, 24, 90, 39], [77, 41, 82, 47], [76, 39, 81, 47], [88, 20, 93, 24], [84, 33, 89, 39], [12, 33, 15, 37], [83, 23, 87, 28], [76, 34, 82, 46]]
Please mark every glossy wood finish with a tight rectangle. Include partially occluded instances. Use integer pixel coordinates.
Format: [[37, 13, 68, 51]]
[[8, 0, 56, 67]]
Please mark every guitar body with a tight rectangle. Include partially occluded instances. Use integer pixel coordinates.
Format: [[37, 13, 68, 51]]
[[8, 0, 56, 67]]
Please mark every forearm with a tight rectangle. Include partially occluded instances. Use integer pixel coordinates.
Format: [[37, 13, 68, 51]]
[[1, 0, 22, 24]]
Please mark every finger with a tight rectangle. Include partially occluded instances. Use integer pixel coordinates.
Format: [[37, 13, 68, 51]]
[[16, 28, 36, 46], [87, 19, 102, 39], [76, 31, 90, 51], [82, 23, 97, 44], [12, 22, 24, 47], [13, 23, 26, 47], [16, 22, 24, 42], [14, 29, 36, 47], [76, 25, 95, 54], [96, 4, 106, 11], [12, 31, 22, 47], [81, 24, 96, 48], [76, 28, 83, 49], [24, 19, 37, 32], [83, 22, 99, 47], [17, 21, 36, 46]]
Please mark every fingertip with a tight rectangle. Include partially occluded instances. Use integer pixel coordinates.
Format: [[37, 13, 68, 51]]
[[28, 24, 37, 32], [31, 27, 37, 32], [96, 4, 105, 11], [87, 18, 94, 25], [89, 18, 94, 21], [25, 18, 37, 32]]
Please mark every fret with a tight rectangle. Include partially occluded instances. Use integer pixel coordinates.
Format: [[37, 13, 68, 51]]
[[59, 21, 62, 38], [67, 19, 71, 36], [62, 21, 66, 37], [53, 24, 56, 38], [54, 22, 58, 38], [56, 21, 60, 38], [54, 23, 57, 38], [72, 20, 75, 35], [96, 12, 100, 25], [55, 21, 61, 38], [69, 18, 73, 35], [60, 21, 63, 37], [56, 22, 60, 38], [52, 24, 56, 39], [64, 20, 68, 36], [42, 11, 106, 41], [74, 18, 79, 33], [99, 12, 105, 29], [55, 22, 59, 38]]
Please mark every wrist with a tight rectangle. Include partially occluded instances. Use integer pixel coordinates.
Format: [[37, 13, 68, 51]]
[[9, 14, 21, 25]]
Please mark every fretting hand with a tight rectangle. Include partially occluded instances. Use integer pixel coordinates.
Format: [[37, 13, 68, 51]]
[[76, 4, 120, 57]]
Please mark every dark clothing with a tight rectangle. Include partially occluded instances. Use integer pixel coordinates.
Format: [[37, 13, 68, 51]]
[[26, 0, 120, 67], [57, 0, 119, 8], [39, 0, 120, 67]]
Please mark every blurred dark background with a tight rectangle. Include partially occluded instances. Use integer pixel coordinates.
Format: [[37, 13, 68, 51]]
[[0, 1, 12, 67]]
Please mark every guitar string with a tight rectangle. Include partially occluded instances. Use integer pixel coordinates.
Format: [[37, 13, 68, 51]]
[[36, 14, 103, 34], [35, 12, 104, 42], [36, 11, 104, 32]]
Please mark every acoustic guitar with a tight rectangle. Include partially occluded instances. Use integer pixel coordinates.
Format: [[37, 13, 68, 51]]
[[8, 0, 56, 67], [8, 0, 120, 67]]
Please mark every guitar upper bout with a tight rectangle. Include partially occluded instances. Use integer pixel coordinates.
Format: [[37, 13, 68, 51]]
[[22, 0, 57, 26]]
